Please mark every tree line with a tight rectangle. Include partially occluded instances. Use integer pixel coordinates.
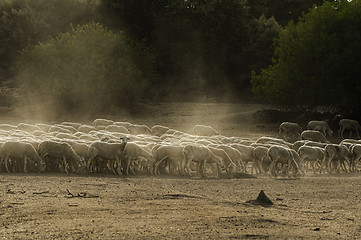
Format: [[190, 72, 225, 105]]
[[1, 0, 346, 113]]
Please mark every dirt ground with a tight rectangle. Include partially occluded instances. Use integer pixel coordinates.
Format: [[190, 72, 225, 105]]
[[0, 102, 360, 239]]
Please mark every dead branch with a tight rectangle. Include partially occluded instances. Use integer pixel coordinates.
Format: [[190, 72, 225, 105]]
[[65, 189, 99, 198]]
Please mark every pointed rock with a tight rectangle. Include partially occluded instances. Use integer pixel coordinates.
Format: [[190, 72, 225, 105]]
[[256, 190, 273, 205]]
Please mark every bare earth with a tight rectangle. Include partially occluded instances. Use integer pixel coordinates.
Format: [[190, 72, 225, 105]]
[[0, 102, 360, 239]]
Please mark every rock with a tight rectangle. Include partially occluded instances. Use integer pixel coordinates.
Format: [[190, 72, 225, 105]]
[[256, 190, 273, 205]]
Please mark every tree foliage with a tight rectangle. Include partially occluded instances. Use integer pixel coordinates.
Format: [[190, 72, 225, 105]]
[[0, 0, 333, 108], [16, 23, 156, 113], [252, 1, 361, 110], [0, 0, 99, 83]]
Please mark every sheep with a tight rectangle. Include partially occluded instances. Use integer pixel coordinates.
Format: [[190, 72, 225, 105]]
[[17, 123, 40, 133], [208, 146, 237, 176], [55, 124, 77, 134], [349, 144, 361, 172], [338, 119, 361, 139], [0, 142, 45, 173], [122, 142, 153, 175], [292, 140, 309, 152], [61, 121, 82, 129], [127, 124, 152, 135], [38, 141, 86, 173], [301, 130, 329, 143], [35, 123, 53, 132], [152, 145, 185, 176], [182, 144, 223, 177], [48, 125, 72, 134], [307, 120, 333, 136], [105, 125, 130, 134], [0, 124, 16, 131], [267, 145, 299, 178], [297, 145, 325, 173], [277, 122, 303, 141], [192, 125, 219, 137], [114, 121, 131, 128], [256, 136, 292, 147], [252, 146, 271, 174], [151, 125, 170, 137], [213, 145, 244, 172], [93, 118, 114, 127], [55, 133, 79, 140], [62, 141, 91, 166], [319, 144, 351, 173], [304, 141, 327, 149], [88, 137, 129, 175], [230, 144, 255, 173], [77, 124, 97, 134]]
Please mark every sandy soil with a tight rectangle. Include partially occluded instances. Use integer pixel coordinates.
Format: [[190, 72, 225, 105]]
[[0, 102, 360, 239]]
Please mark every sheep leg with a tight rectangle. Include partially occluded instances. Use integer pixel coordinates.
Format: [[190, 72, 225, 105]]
[[4, 155, 10, 173], [116, 158, 122, 175], [200, 160, 207, 178], [23, 156, 28, 173]]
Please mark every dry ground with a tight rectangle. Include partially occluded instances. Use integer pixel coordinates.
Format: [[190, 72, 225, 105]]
[[0, 101, 360, 239]]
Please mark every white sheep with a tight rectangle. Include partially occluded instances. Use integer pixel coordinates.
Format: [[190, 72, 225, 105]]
[[152, 145, 185, 176], [1, 142, 45, 173], [17, 123, 40, 133], [338, 119, 361, 139], [0, 124, 16, 131], [208, 146, 237, 176], [304, 141, 327, 149], [256, 136, 292, 147], [307, 120, 333, 136], [292, 140, 309, 152], [182, 144, 223, 177], [62, 140, 91, 166], [114, 121, 131, 128], [77, 124, 97, 134], [297, 145, 325, 173], [55, 124, 77, 134], [213, 145, 244, 172], [88, 137, 128, 175], [35, 123, 53, 132], [252, 146, 271, 174], [301, 130, 329, 143], [122, 142, 153, 175], [93, 118, 114, 127], [48, 125, 72, 134], [61, 121, 82, 129], [192, 125, 219, 137], [277, 122, 303, 141], [349, 144, 361, 172], [230, 143, 255, 173], [319, 144, 351, 173], [267, 145, 299, 178], [38, 141, 86, 173], [104, 125, 130, 134], [151, 125, 170, 137], [127, 124, 152, 135]]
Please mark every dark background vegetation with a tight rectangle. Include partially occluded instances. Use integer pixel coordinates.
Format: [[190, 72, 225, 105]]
[[1, 0, 359, 117]]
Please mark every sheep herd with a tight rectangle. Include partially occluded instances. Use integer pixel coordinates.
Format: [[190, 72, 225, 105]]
[[0, 118, 360, 178]]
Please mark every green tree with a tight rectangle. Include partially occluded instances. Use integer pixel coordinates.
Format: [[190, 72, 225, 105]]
[[16, 23, 156, 113], [252, 1, 361, 110], [0, 0, 99, 84]]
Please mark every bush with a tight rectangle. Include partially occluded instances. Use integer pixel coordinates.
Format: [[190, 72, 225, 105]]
[[252, 1, 361, 110], [16, 22, 156, 114]]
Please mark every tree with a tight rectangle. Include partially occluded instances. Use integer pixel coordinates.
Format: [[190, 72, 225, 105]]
[[0, 0, 100, 84], [16, 23, 156, 114], [252, 1, 361, 110]]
